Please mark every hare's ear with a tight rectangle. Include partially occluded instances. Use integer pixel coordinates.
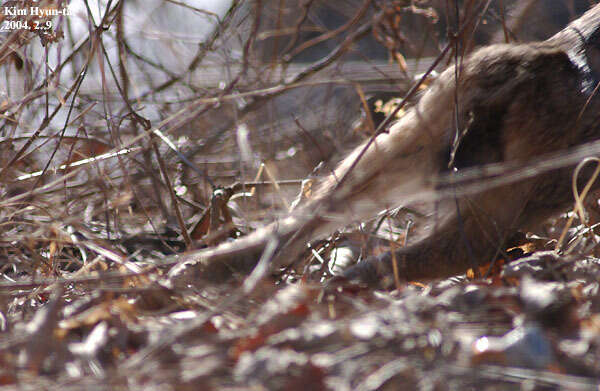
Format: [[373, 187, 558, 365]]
[[584, 28, 600, 81]]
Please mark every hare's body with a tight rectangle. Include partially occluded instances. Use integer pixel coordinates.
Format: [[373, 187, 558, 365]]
[[169, 6, 600, 286]]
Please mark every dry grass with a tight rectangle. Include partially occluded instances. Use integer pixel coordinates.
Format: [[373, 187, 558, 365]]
[[1, 1, 600, 390]]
